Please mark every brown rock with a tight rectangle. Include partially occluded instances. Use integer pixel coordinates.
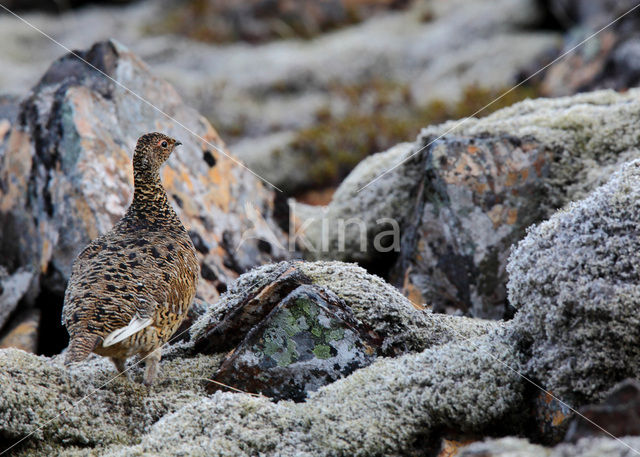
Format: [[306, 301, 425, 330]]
[[565, 379, 640, 442], [0, 309, 40, 353], [0, 40, 288, 321]]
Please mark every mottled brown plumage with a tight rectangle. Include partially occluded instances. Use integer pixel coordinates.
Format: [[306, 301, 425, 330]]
[[62, 132, 199, 386]]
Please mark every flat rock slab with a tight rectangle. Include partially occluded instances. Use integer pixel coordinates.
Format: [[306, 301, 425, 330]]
[[210, 284, 378, 401]]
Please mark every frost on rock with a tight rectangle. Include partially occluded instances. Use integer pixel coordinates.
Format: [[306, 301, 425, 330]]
[[507, 159, 640, 404], [91, 332, 526, 457]]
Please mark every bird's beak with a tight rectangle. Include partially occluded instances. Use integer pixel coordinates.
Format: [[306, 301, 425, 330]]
[[175, 141, 182, 146]]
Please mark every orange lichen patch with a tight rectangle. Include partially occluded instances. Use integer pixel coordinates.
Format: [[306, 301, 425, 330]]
[[173, 191, 199, 217], [75, 196, 100, 240], [162, 167, 177, 189], [438, 439, 476, 457], [533, 154, 547, 177], [0, 312, 40, 353], [487, 204, 504, 229], [451, 154, 483, 181], [467, 145, 479, 155], [180, 169, 194, 192], [0, 130, 32, 212], [552, 410, 568, 427], [41, 238, 51, 274], [506, 207, 518, 225], [403, 268, 426, 310], [203, 178, 232, 211], [505, 170, 519, 187], [520, 168, 530, 181], [472, 181, 488, 194], [0, 119, 10, 138]]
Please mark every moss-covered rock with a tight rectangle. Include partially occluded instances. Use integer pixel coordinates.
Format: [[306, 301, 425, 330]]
[[210, 284, 378, 401], [508, 159, 640, 404], [294, 89, 640, 318], [191, 261, 499, 357], [71, 331, 525, 457], [0, 348, 223, 455]]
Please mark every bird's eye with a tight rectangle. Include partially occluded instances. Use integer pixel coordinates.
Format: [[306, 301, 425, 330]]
[[161, 141, 168, 148]]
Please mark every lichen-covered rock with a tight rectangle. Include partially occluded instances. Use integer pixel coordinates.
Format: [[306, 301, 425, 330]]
[[420, 89, 640, 205], [392, 134, 554, 318], [192, 260, 497, 401], [295, 89, 640, 318], [74, 331, 526, 457], [0, 348, 223, 455], [0, 40, 287, 319], [210, 284, 378, 401], [507, 159, 640, 404], [191, 261, 500, 357]]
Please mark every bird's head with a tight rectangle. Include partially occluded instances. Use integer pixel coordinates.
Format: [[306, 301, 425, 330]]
[[133, 132, 182, 176]]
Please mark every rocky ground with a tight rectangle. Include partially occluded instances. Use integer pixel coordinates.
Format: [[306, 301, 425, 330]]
[[2, 0, 640, 456]]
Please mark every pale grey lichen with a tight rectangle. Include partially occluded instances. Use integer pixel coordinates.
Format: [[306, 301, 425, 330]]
[[0, 348, 223, 455], [87, 331, 525, 457], [191, 260, 500, 356], [458, 436, 640, 457], [298, 261, 500, 353], [507, 159, 640, 404]]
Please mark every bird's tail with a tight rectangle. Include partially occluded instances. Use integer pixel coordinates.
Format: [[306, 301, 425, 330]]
[[65, 334, 100, 365]]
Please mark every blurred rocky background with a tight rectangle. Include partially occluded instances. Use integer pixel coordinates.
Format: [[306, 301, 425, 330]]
[[2, 0, 640, 456]]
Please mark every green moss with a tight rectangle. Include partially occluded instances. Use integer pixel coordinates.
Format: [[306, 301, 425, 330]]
[[312, 344, 332, 359]]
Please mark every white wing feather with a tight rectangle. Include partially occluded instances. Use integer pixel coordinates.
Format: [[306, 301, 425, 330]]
[[102, 315, 153, 347]]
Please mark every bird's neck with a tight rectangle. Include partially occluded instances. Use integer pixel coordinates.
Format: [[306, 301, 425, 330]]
[[127, 168, 177, 223]]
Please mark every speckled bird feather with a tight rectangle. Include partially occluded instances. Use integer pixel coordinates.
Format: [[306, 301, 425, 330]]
[[62, 133, 199, 384]]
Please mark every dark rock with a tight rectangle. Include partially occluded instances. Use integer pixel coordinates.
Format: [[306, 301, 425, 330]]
[[531, 392, 573, 444], [565, 379, 640, 442], [534, 0, 640, 96], [0, 40, 288, 322], [209, 284, 378, 401], [391, 134, 553, 319]]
